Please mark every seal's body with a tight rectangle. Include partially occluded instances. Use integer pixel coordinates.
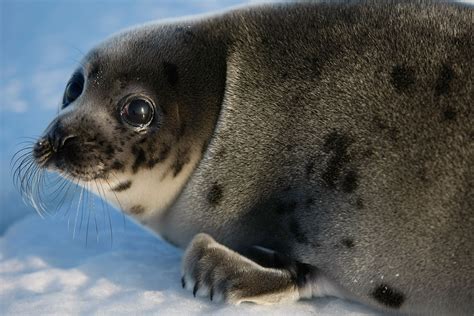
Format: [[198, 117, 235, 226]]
[[27, 2, 473, 315]]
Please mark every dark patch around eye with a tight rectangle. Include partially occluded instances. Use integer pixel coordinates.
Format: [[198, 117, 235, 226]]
[[112, 180, 132, 192], [163, 62, 179, 86], [371, 284, 405, 308]]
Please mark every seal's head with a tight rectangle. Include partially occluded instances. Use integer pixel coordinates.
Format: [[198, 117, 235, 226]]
[[26, 21, 226, 219]]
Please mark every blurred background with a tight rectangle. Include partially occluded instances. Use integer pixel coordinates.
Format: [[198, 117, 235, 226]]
[[0, 0, 259, 234]]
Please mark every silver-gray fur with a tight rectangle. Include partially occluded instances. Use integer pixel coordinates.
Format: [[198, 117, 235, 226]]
[[26, 1, 473, 315]]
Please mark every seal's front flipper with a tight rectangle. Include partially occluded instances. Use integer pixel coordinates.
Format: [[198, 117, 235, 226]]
[[181, 233, 312, 305]]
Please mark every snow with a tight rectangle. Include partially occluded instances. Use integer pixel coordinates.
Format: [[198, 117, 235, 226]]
[[0, 210, 377, 315]]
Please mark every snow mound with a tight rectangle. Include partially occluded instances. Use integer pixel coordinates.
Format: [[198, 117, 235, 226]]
[[0, 212, 377, 315]]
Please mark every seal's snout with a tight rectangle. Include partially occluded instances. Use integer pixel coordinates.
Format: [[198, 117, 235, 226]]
[[33, 121, 77, 167]]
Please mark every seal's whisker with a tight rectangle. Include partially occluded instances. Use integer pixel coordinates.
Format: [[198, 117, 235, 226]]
[[64, 180, 80, 219], [78, 183, 88, 238], [96, 179, 113, 245], [13, 154, 33, 190], [85, 183, 91, 246], [92, 179, 101, 243], [104, 177, 126, 230], [53, 180, 75, 214], [10, 147, 34, 168], [72, 185, 85, 240]]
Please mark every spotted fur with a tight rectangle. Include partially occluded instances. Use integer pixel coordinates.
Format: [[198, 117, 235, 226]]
[[32, 2, 473, 315]]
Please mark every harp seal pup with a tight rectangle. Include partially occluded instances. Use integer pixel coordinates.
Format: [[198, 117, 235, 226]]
[[29, 2, 473, 315]]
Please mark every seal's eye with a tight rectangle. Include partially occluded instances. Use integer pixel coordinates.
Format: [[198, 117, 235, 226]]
[[121, 97, 154, 127], [62, 73, 84, 107]]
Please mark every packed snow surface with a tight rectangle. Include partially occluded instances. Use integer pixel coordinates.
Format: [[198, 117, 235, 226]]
[[0, 211, 378, 315]]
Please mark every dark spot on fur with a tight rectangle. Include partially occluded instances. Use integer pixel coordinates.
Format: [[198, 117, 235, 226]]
[[132, 146, 146, 173], [207, 183, 223, 206], [274, 201, 287, 214], [390, 64, 415, 92], [289, 218, 309, 244], [435, 64, 454, 96], [163, 62, 179, 86], [216, 148, 226, 159], [288, 200, 297, 212], [105, 145, 115, 158], [111, 160, 124, 171], [112, 180, 132, 192], [274, 200, 297, 214], [322, 132, 352, 189], [176, 121, 186, 139], [306, 197, 314, 206], [341, 238, 354, 248], [305, 161, 315, 179], [130, 205, 145, 215], [443, 107, 457, 121], [172, 147, 190, 177], [417, 167, 428, 182], [283, 186, 292, 192], [373, 116, 399, 141], [147, 144, 171, 168], [356, 197, 364, 209], [307, 56, 323, 78], [176, 26, 195, 44], [342, 170, 358, 193], [371, 284, 405, 308]]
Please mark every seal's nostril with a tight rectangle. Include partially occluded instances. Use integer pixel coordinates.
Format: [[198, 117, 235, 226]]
[[61, 134, 77, 148], [46, 122, 76, 152]]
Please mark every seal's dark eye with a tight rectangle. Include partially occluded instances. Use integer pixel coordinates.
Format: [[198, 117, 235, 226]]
[[62, 73, 84, 107], [121, 98, 154, 127]]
